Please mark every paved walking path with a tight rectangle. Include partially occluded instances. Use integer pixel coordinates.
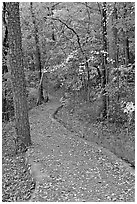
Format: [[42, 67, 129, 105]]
[[26, 99, 135, 202]]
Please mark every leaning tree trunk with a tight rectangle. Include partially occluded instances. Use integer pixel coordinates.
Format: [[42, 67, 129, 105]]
[[6, 2, 31, 152], [30, 2, 44, 105], [101, 2, 108, 119]]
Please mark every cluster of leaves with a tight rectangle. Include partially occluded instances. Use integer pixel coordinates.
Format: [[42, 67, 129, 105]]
[[106, 63, 135, 124], [47, 49, 100, 93], [19, 2, 134, 72], [25, 70, 39, 88], [19, 2, 135, 105], [3, 2, 134, 123], [19, 2, 102, 69], [54, 60, 135, 126]]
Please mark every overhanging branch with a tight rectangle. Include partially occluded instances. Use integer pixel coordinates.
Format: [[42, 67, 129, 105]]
[[50, 17, 85, 57]]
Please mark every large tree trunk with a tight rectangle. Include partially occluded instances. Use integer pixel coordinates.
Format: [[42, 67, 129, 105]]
[[101, 2, 108, 119], [6, 2, 31, 152], [30, 2, 44, 105], [2, 2, 9, 121]]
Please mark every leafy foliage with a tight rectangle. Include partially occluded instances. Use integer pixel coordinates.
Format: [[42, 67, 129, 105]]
[[106, 63, 135, 123], [2, 2, 135, 200], [2, 2, 135, 124]]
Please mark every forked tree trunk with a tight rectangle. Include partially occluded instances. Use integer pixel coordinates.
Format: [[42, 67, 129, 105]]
[[6, 2, 31, 152]]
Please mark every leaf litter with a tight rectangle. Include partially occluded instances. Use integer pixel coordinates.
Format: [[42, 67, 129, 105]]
[[2, 122, 35, 202], [2, 97, 135, 202], [27, 102, 134, 202]]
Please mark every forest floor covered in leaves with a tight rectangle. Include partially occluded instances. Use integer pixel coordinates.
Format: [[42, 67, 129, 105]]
[[27, 97, 135, 201], [2, 122, 36, 202], [54, 98, 135, 168], [2, 88, 135, 202], [2, 87, 39, 202]]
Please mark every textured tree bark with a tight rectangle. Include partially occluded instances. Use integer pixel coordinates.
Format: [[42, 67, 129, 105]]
[[6, 2, 31, 151], [101, 2, 108, 119], [2, 2, 9, 121], [30, 2, 44, 105]]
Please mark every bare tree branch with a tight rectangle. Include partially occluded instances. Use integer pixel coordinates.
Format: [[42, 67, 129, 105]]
[[51, 17, 85, 57]]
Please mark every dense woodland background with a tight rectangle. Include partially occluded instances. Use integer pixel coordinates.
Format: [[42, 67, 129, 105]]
[[2, 2, 135, 201], [2, 1, 135, 162], [3, 2, 135, 118]]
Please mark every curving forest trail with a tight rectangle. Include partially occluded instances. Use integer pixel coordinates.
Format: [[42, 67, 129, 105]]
[[26, 96, 135, 202]]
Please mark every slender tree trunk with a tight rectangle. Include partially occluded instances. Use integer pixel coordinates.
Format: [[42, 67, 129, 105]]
[[123, 3, 130, 66], [30, 2, 44, 105], [112, 3, 120, 102], [6, 2, 31, 152], [37, 72, 49, 104], [112, 3, 118, 68], [125, 36, 130, 65], [101, 2, 108, 119]]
